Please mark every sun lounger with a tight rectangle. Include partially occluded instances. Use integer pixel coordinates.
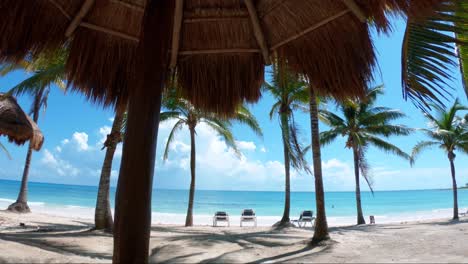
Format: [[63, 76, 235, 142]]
[[460, 209, 468, 217], [240, 209, 257, 227], [213, 211, 230, 227], [295, 210, 315, 228]]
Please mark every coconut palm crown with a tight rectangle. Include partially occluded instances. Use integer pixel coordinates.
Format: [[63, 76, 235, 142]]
[[320, 85, 412, 225]]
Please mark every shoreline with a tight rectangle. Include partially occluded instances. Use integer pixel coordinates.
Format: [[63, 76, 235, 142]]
[[1, 197, 466, 228], [0, 210, 467, 263]]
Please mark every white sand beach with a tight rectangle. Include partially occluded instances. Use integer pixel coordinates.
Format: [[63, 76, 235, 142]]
[[1, 210, 467, 263]]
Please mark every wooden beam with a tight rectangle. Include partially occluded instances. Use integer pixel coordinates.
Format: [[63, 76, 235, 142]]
[[179, 49, 260, 55], [342, 0, 366, 23], [48, 0, 71, 20], [169, 0, 184, 69], [109, 0, 145, 12], [271, 10, 350, 51], [244, 0, 271, 65], [184, 16, 248, 23], [81, 22, 139, 42], [65, 0, 95, 37]]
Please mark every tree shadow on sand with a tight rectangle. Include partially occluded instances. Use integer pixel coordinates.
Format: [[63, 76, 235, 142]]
[[0, 221, 112, 260], [149, 226, 328, 263]]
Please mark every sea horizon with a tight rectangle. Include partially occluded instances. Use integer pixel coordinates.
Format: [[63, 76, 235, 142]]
[[1, 179, 467, 227], [0, 178, 463, 193]]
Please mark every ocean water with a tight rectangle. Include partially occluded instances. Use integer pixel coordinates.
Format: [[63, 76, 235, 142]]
[[0, 179, 467, 226]]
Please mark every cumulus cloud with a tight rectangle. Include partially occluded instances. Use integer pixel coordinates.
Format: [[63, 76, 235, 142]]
[[72, 132, 90, 151], [236, 141, 256, 151], [41, 149, 79, 177], [158, 123, 295, 190]]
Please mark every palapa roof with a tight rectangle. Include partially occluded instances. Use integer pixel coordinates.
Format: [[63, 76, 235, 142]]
[[0, 0, 442, 114], [0, 94, 44, 151]]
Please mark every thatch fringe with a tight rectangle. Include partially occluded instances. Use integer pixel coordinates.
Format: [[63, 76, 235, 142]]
[[66, 27, 137, 108], [0, 0, 68, 63], [278, 14, 375, 100], [177, 54, 264, 115]]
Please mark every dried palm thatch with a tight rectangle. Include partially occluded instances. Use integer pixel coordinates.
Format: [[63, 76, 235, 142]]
[[0, 0, 444, 115], [0, 94, 44, 151]]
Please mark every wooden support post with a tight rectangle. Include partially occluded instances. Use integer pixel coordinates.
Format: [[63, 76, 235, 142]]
[[65, 0, 95, 37], [112, 0, 174, 263], [170, 0, 184, 69], [342, 0, 366, 23], [244, 0, 271, 65]]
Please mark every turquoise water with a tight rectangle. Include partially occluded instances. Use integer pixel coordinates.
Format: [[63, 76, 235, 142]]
[[1, 179, 467, 220]]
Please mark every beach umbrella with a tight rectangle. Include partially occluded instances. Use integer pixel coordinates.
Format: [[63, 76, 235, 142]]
[[0, 0, 446, 262], [0, 94, 44, 151]]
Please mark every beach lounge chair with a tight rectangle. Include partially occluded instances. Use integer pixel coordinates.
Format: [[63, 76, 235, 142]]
[[296, 210, 315, 227], [460, 210, 468, 217], [213, 211, 230, 227], [240, 209, 257, 227]]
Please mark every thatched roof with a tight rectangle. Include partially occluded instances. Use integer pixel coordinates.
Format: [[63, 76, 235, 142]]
[[0, 94, 44, 151], [0, 0, 443, 114]]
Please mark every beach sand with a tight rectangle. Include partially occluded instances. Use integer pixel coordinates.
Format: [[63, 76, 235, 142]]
[[0, 210, 467, 263]]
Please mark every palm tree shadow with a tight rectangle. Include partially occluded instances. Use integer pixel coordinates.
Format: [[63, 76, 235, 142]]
[[0, 221, 112, 260], [0, 233, 112, 260]]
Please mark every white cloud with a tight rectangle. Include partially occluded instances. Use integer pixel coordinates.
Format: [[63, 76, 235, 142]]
[[159, 123, 290, 189], [41, 149, 79, 177], [72, 132, 90, 151], [236, 141, 256, 151], [260, 147, 267, 153]]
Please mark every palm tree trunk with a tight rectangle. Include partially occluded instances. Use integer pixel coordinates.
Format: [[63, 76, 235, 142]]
[[280, 111, 291, 223], [185, 127, 196, 227], [448, 151, 459, 220], [112, 1, 173, 262], [94, 107, 125, 232], [309, 88, 329, 243], [8, 88, 43, 213], [353, 144, 366, 225]]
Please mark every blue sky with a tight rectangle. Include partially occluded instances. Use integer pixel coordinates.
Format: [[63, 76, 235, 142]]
[[1, 18, 468, 192]]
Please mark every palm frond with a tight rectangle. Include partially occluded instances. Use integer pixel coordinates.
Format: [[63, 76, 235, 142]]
[[0, 142, 11, 160], [357, 146, 374, 195], [320, 130, 341, 146], [402, 2, 465, 109], [269, 101, 281, 120], [160, 111, 184, 123], [364, 134, 411, 162], [363, 124, 413, 137], [204, 119, 240, 157], [162, 119, 185, 161], [232, 105, 263, 137], [7, 63, 65, 98], [411, 141, 440, 163]]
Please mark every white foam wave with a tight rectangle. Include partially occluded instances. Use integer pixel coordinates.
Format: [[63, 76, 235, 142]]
[[0, 198, 15, 203], [1, 197, 466, 227]]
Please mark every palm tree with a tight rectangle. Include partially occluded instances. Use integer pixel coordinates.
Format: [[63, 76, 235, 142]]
[[320, 85, 412, 225], [1, 50, 66, 213], [94, 105, 127, 232], [161, 93, 262, 227], [263, 60, 311, 226], [308, 86, 329, 243], [412, 99, 468, 220]]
